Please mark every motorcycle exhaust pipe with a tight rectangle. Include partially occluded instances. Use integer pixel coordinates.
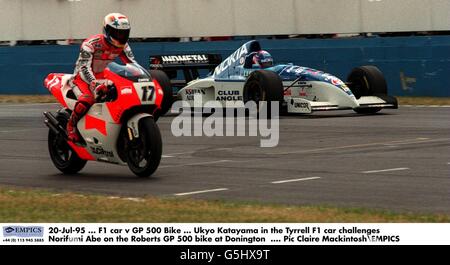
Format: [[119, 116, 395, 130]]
[[43, 112, 67, 138], [43, 111, 59, 126], [44, 118, 59, 135]]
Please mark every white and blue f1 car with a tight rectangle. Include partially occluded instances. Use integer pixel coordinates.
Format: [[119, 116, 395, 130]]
[[149, 40, 398, 115]]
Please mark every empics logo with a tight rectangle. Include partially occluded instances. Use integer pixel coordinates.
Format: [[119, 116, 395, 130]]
[[3, 226, 44, 238]]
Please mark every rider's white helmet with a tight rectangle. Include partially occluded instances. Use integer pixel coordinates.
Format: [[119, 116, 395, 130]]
[[103, 13, 131, 48]]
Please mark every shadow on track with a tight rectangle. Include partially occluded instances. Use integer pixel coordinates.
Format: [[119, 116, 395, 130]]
[[47, 172, 163, 183]]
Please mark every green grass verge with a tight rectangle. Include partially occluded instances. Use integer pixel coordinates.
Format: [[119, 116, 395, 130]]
[[397, 97, 450, 105], [0, 187, 448, 222], [1, 95, 450, 105]]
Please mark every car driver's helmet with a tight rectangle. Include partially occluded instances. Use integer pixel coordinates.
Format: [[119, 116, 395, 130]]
[[253, 50, 274, 68], [103, 13, 131, 48]]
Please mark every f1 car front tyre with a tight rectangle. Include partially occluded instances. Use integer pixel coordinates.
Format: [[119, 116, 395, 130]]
[[126, 117, 162, 177], [150, 70, 173, 118], [347, 65, 387, 114], [243, 70, 284, 117], [48, 112, 87, 174]]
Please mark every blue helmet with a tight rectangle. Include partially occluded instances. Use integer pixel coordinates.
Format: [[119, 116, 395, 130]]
[[253, 50, 274, 68]]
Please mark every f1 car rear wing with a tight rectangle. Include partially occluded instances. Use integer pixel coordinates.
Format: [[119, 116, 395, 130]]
[[149, 54, 222, 88]]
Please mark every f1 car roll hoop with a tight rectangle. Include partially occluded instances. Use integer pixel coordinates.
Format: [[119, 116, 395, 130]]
[[149, 40, 397, 116]]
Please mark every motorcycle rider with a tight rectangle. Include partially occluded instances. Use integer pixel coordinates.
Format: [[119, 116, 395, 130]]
[[244, 50, 274, 69], [67, 13, 136, 142]]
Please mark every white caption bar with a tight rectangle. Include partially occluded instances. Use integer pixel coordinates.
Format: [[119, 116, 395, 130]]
[[1, 223, 450, 245]]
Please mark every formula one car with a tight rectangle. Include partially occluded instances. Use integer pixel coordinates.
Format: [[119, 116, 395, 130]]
[[149, 40, 398, 115]]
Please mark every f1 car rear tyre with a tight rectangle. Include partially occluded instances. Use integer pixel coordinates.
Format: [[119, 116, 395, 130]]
[[347, 65, 387, 114], [48, 111, 87, 174], [243, 70, 284, 117], [150, 70, 173, 118], [126, 117, 162, 177]]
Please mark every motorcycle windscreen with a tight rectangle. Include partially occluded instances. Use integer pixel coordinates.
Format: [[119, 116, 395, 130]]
[[107, 62, 151, 82]]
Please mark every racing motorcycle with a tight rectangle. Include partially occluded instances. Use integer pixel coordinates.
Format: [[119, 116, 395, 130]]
[[43, 62, 172, 177]]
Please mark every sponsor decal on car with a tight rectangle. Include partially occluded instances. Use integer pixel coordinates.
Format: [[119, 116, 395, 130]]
[[214, 45, 248, 76], [298, 82, 313, 88], [185, 88, 206, 100], [161, 55, 208, 64], [306, 69, 322, 75], [341, 85, 353, 95], [294, 102, 310, 110], [299, 89, 307, 97], [288, 98, 312, 114], [284, 89, 292, 96], [185, 88, 206, 95], [317, 73, 354, 94], [291, 100, 310, 111], [216, 90, 242, 101]]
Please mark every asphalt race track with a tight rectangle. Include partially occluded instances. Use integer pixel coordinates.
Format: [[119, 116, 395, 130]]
[[0, 103, 449, 214]]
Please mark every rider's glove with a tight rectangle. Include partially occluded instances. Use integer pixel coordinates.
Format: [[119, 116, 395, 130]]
[[92, 82, 108, 100]]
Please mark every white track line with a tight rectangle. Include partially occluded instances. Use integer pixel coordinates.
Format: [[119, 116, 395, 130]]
[[0, 128, 46, 133], [1, 103, 59, 107], [163, 151, 196, 156], [362, 168, 410, 174], [163, 147, 234, 157], [401, 105, 450, 108], [271, 177, 321, 184], [160, 159, 231, 168], [268, 138, 449, 155], [174, 188, 228, 196]]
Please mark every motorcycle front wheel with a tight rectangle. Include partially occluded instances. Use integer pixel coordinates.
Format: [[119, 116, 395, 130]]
[[126, 117, 162, 177]]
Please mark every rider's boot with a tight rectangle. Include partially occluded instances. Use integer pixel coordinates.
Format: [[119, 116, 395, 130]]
[[66, 99, 92, 143], [66, 113, 81, 142]]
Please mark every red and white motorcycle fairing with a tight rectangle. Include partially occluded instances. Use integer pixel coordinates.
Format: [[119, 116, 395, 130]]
[[44, 63, 168, 177]]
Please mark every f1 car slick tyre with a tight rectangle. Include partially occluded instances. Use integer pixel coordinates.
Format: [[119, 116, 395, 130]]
[[48, 111, 87, 174], [243, 70, 284, 118], [150, 70, 173, 118], [126, 117, 162, 177], [347, 65, 387, 114]]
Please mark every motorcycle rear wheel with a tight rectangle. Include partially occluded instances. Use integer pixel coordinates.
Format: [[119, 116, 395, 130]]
[[48, 112, 87, 174]]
